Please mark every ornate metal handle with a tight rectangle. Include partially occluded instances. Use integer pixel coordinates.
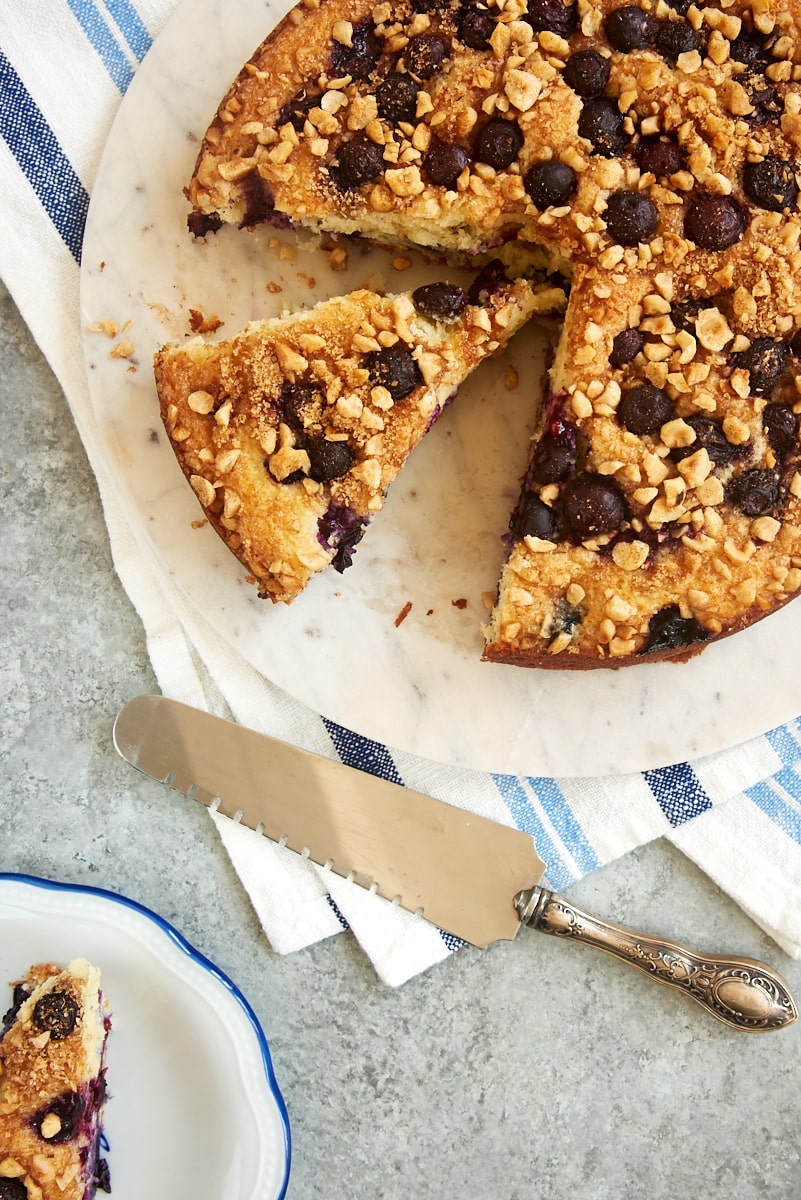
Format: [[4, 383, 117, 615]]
[[515, 885, 797, 1033]]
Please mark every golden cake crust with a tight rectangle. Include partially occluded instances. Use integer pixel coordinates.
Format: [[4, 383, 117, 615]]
[[183, 0, 801, 666]]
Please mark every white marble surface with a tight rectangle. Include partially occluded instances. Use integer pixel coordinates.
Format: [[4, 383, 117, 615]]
[[79, 0, 801, 777], [5, 277, 801, 1199]]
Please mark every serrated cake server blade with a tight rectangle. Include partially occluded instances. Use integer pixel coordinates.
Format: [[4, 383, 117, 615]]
[[113, 694, 797, 1032]]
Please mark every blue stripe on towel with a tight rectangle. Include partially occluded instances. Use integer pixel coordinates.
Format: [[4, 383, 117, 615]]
[[326, 894, 350, 930], [0, 52, 89, 263], [66, 0, 135, 91], [323, 721, 465, 952], [103, 0, 153, 60], [322, 719, 405, 784], [766, 722, 801, 768], [493, 775, 572, 891], [747, 775, 801, 846], [526, 777, 601, 876], [644, 761, 712, 826]]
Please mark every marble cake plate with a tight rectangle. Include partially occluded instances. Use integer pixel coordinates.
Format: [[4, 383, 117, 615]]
[[79, 0, 801, 778], [0, 874, 290, 1200]]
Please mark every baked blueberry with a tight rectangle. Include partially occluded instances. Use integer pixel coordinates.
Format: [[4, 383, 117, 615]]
[[32, 991, 79, 1040], [563, 49, 611, 97], [734, 337, 789, 395], [643, 605, 709, 654], [33, 1091, 84, 1143], [306, 438, 354, 482], [605, 6, 659, 52], [670, 415, 736, 466], [318, 504, 366, 571], [618, 383, 673, 434], [529, 423, 579, 484], [94, 1160, 112, 1193], [728, 468, 780, 516], [333, 137, 385, 188], [670, 297, 713, 333], [524, 160, 578, 208], [239, 173, 276, 227], [636, 136, 684, 177], [278, 381, 317, 431], [423, 141, 471, 187], [376, 72, 419, 125], [475, 118, 523, 169], [744, 80, 784, 124], [466, 259, 509, 304], [561, 473, 626, 539], [743, 156, 798, 212], [577, 99, 627, 157], [457, 6, 496, 50], [406, 34, 448, 79], [187, 211, 223, 238], [330, 20, 381, 80], [729, 31, 773, 74], [2, 984, 29, 1030], [279, 85, 318, 131], [609, 327, 645, 367], [656, 18, 703, 62], [365, 345, 422, 399], [512, 492, 558, 540], [604, 190, 659, 244], [525, 0, 578, 37], [763, 402, 800, 454], [0, 1181, 28, 1200], [684, 195, 746, 249], [412, 282, 469, 321]]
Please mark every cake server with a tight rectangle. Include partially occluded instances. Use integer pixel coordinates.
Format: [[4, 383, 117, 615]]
[[113, 694, 797, 1032]]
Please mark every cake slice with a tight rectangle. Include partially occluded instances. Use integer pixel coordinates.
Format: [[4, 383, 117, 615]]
[[0, 960, 111, 1200], [154, 269, 565, 603]]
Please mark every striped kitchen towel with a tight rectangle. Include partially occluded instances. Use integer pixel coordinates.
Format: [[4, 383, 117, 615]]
[[3, 0, 801, 986]]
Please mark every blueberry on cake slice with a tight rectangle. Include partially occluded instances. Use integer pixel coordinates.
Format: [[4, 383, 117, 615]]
[[0, 960, 111, 1200], [154, 270, 565, 603]]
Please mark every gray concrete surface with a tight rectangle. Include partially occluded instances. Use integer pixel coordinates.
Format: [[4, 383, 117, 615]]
[[2, 277, 800, 1199]]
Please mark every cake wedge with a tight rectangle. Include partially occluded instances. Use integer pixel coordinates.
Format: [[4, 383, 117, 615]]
[[154, 269, 565, 603]]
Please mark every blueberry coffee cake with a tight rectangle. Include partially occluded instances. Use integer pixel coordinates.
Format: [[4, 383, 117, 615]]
[[154, 273, 564, 603], [0, 960, 111, 1200], [180, 0, 801, 666]]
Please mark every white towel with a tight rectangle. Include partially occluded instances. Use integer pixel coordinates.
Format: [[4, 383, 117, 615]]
[[3, 0, 801, 986]]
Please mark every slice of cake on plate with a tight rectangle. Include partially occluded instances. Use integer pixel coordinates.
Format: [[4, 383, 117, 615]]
[[154, 270, 565, 603], [0, 959, 111, 1200]]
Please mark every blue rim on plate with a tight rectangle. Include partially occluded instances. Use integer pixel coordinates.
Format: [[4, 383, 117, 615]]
[[0, 871, 291, 1200]]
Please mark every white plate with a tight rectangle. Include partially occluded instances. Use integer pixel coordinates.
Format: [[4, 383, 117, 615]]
[[79, 0, 801, 777], [0, 874, 290, 1200]]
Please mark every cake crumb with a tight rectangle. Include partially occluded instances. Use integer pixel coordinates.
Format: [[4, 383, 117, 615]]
[[189, 308, 223, 334], [395, 601, 413, 626]]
